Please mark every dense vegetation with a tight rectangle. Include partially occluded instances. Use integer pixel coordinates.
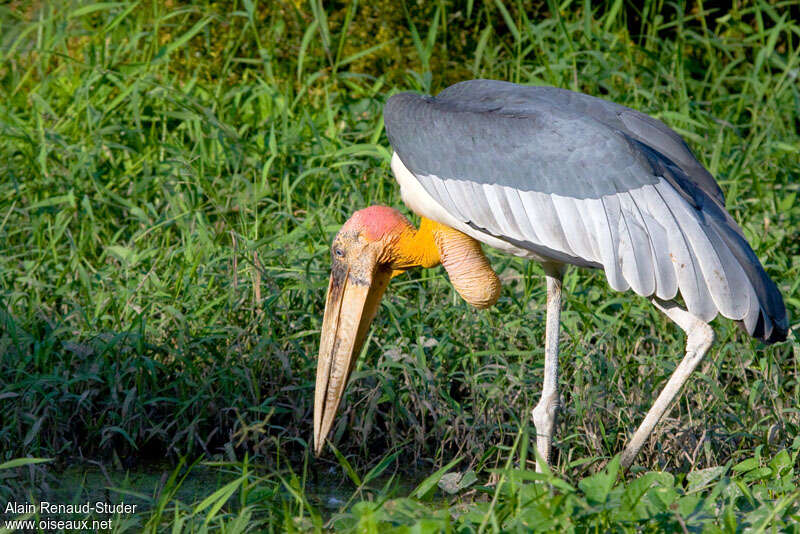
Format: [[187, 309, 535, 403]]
[[1, 0, 798, 531]]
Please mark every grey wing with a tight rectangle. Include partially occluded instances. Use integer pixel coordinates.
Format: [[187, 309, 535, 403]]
[[509, 84, 725, 207], [384, 82, 787, 343], [429, 80, 726, 207]]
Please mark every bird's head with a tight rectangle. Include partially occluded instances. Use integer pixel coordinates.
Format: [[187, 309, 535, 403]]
[[314, 205, 500, 456], [313, 206, 417, 456]]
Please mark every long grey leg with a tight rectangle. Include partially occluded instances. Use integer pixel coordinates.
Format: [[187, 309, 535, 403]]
[[532, 269, 563, 472], [620, 299, 715, 469]]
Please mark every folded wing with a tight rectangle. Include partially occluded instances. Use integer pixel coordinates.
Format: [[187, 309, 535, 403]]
[[384, 80, 787, 343]]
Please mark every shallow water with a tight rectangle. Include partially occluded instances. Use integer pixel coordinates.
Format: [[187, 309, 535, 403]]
[[9, 460, 428, 519], [12, 462, 226, 514]]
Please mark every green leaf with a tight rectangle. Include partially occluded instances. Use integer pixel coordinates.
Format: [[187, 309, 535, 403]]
[[193, 477, 244, 525], [493, 0, 520, 42], [773, 142, 799, 153], [769, 449, 792, 477], [106, 245, 136, 264], [412, 456, 462, 499], [153, 17, 212, 63], [363, 450, 400, 486], [337, 39, 397, 71], [0, 457, 53, 470], [297, 19, 319, 81], [686, 465, 728, 493], [331, 443, 362, 487], [437, 469, 477, 495], [501, 467, 577, 493], [603, 0, 624, 32], [742, 467, 774, 483], [619, 472, 662, 521], [578, 455, 620, 505], [458, 469, 478, 490], [27, 192, 76, 210], [69, 2, 125, 18], [778, 192, 797, 213], [732, 458, 760, 473]]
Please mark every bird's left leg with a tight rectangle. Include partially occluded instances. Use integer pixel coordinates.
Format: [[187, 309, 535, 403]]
[[531, 267, 563, 472], [620, 299, 714, 469]]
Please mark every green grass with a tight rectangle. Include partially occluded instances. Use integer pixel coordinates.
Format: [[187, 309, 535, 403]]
[[1, 0, 798, 531]]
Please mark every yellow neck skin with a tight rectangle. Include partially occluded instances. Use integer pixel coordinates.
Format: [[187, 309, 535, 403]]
[[386, 217, 501, 309], [389, 217, 443, 270]]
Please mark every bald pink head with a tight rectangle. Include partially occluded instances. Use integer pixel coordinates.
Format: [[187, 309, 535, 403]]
[[316, 206, 501, 456], [340, 205, 412, 242]]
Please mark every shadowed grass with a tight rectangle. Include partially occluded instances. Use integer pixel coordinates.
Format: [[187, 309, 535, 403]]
[[1, 0, 798, 530]]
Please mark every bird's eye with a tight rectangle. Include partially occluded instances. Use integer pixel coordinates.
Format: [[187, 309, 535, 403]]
[[333, 247, 344, 258]]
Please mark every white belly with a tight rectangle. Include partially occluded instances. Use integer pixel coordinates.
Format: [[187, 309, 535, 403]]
[[391, 152, 549, 262]]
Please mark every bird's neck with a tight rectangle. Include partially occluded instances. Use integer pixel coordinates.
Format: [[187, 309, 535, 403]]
[[388, 217, 501, 309], [388, 217, 443, 270]]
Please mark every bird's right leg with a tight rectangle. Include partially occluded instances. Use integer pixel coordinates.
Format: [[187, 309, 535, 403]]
[[620, 299, 714, 469], [531, 268, 563, 472]]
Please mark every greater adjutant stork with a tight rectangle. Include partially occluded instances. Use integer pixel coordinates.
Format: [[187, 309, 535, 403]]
[[314, 80, 788, 470]]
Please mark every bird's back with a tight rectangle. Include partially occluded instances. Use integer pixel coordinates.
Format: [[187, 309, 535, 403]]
[[431, 80, 726, 207]]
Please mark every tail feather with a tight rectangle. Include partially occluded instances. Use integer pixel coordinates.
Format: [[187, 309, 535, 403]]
[[632, 140, 787, 343], [705, 202, 788, 344]]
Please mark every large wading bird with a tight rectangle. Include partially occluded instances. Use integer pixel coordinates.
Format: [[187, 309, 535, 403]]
[[314, 80, 788, 470]]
